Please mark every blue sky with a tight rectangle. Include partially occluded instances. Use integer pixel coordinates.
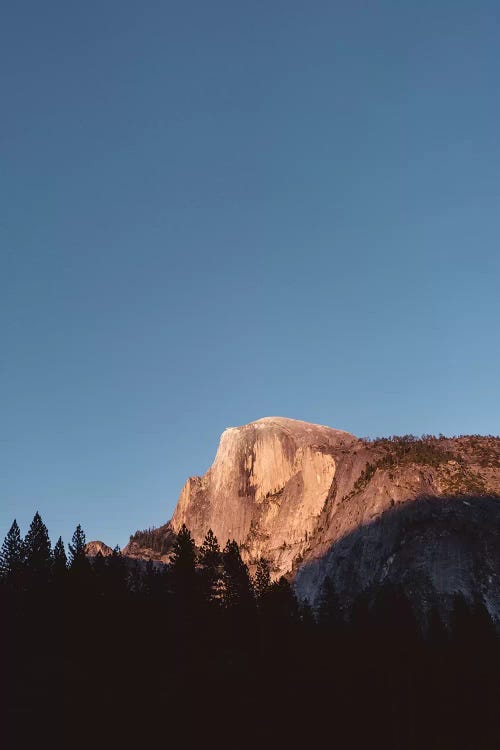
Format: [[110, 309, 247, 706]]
[[2, 1, 499, 549]]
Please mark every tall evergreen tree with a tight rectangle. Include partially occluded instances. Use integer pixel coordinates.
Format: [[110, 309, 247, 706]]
[[68, 524, 87, 568], [171, 525, 196, 575], [52, 536, 67, 579], [0, 519, 24, 580], [222, 539, 254, 611], [170, 524, 197, 599], [24, 512, 52, 584], [198, 529, 220, 569], [67, 524, 91, 587], [198, 529, 223, 604]]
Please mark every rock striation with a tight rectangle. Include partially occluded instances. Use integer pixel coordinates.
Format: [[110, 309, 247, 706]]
[[128, 417, 500, 620], [170, 417, 358, 576]]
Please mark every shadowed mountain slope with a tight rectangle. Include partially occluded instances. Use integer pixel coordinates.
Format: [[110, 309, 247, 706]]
[[125, 417, 500, 615], [296, 494, 500, 621]]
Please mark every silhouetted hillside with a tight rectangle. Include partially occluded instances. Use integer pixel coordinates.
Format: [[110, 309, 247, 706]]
[[3, 511, 499, 749]]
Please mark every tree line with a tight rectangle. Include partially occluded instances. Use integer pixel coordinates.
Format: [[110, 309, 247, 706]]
[[3, 511, 500, 749], [0, 514, 301, 619]]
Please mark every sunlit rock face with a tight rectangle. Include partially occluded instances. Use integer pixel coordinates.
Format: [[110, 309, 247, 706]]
[[85, 540, 114, 557], [129, 418, 500, 620], [171, 417, 359, 576]]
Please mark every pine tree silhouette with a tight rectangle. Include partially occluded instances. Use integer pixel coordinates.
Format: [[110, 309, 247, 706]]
[[170, 524, 198, 608], [171, 524, 197, 580], [67, 524, 91, 587], [198, 529, 221, 568], [198, 529, 223, 604], [222, 539, 254, 611], [68, 524, 86, 568], [24, 512, 52, 585], [52, 536, 67, 579], [0, 519, 24, 581]]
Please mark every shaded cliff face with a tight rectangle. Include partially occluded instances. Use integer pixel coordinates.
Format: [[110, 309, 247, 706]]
[[294, 434, 500, 607], [171, 417, 358, 575], [129, 417, 500, 616], [296, 494, 500, 622]]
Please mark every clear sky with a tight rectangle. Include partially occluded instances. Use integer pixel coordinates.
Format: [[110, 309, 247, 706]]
[[2, 1, 499, 549]]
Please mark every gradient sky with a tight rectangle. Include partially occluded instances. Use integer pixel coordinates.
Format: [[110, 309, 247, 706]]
[[2, 1, 499, 549]]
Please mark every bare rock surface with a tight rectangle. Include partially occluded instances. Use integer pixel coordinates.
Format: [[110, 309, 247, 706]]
[[128, 417, 500, 618], [85, 540, 114, 557], [171, 417, 358, 575]]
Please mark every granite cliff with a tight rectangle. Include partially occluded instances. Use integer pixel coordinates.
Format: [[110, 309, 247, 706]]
[[125, 417, 500, 619]]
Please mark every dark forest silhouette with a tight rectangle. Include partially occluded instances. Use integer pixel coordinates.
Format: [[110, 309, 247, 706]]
[[3, 511, 500, 749]]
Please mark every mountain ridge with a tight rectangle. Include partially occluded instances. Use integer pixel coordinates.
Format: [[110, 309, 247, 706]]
[[116, 417, 500, 617]]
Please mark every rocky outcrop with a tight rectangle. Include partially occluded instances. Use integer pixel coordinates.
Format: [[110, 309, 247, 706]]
[[85, 540, 114, 557], [129, 417, 500, 619], [122, 522, 175, 564], [171, 417, 358, 576], [293, 434, 500, 615]]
